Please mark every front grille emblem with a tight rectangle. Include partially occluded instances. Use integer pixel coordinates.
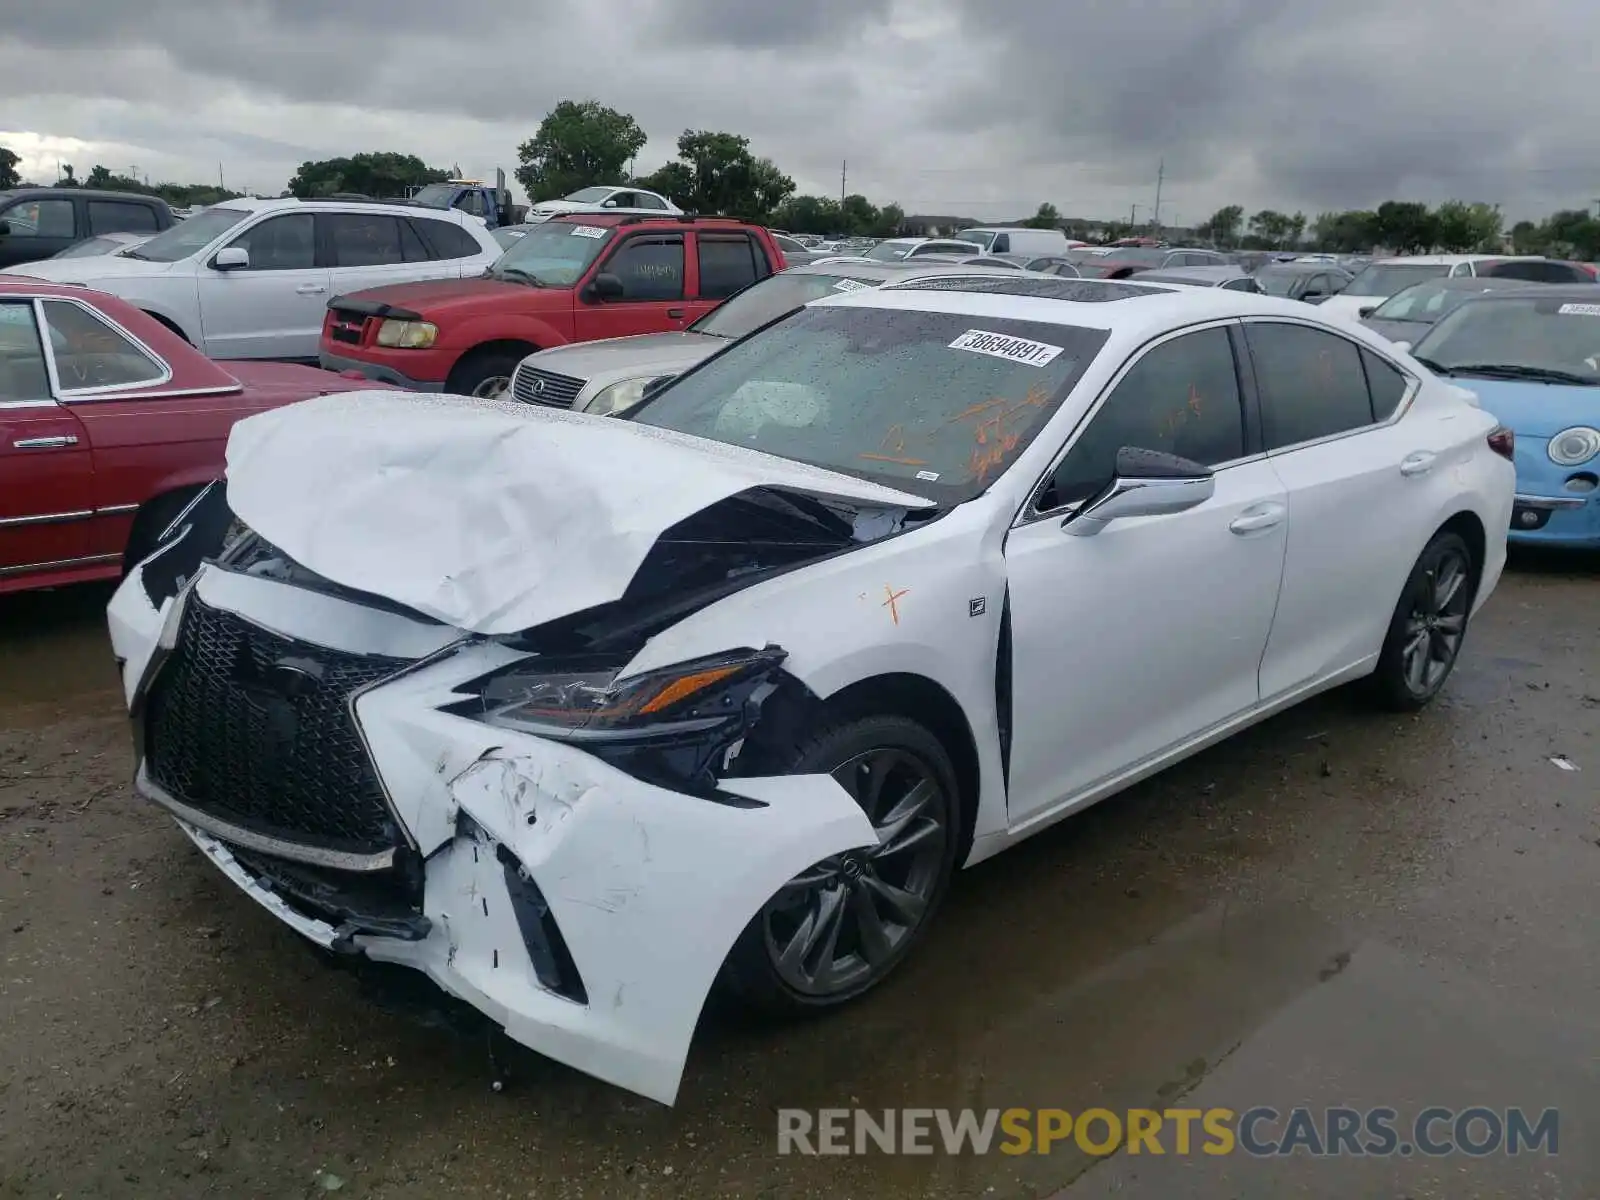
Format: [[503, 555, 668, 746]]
[[532, 377, 546, 395]]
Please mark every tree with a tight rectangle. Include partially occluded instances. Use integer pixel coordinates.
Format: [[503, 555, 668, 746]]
[[645, 129, 795, 222], [1432, 200, 1501, 252], [635, 161, 694, 208], [771, 194, 841, 235], [1025, 202, 1060, 230], [514, 101, 647, 203], [288, 152, 447, 199], [1508, 219, 1546, 256], [0, 144, 18, 190], [1539, 209, 1600, 260], [873, 203, 905, 238], [1311, 209, 1379, 253], [1373, 201, 1436, 253], [55, 164, 77, 187], [1286, 211, 1307, 247], [1196, 204, 1244, 248], [1246, 209, 1294, 247]]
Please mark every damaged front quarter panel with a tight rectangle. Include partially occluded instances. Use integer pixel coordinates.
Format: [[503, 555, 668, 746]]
[[364, 742, 876, 1106]]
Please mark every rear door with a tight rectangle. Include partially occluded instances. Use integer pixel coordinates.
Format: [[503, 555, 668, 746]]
[[409, 216, 495, 279], [197, 212, 327, 360], [321, 211, 456, 297], [0, 298, 95, 580], [572, 232, 689, 341], [0, 196, 79, 267], [87, 199, 163, 237], [691, 231, 767, 320], [1246, 320, 1440, 699]]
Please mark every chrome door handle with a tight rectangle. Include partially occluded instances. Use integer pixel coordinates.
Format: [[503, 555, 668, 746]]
[[13, 435, 79, 449], [295, 284, 328, 295], [1400, 451, 1437, 476], [1229, 502, 1286, 534]]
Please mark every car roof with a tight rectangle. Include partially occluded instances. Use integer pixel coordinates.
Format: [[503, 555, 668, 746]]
[[201, 195, 478, 225], [1374, 253, 1536, 265], [1444, 282, 1600, 303], [785, 261, 1040, 282], [817, 275, 1320, 340], [1398, 276, 1548, 292], [541, 211, 752, 229], [0, 186, 160, 203], [1133, 265, 1247, 284], [0, 276, 110, 298]]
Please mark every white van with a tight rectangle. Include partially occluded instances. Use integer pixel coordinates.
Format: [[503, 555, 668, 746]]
[[950, 226, 1080, 256]]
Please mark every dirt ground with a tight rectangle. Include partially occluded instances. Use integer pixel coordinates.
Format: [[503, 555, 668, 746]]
[[1, 551, 1596, 1199]]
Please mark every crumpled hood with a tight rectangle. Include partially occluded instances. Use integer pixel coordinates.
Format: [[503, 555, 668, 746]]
[[521, 331, 722, 380], [9, 253, 177, 283], [334, 276, 533, 314], [224, 391, 934, 635], [1456, 378, 1600, 438]]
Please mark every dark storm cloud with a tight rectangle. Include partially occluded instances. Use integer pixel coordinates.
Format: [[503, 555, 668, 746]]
[[1, 0, 1596, 217]]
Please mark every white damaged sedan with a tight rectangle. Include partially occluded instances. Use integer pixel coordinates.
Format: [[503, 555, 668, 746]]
[[108, 276, 1514, 1105]]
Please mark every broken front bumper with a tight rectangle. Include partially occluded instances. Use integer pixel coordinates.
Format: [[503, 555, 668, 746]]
[[108, 560, 875, 1105]]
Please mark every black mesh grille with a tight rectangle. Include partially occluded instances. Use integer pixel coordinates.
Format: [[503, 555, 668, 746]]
[[144, 597, 411, 853], [882, 276, 1172, 301], [510, 366, 584, 408]]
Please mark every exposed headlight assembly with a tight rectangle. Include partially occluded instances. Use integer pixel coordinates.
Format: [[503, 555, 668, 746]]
[[448, 648, 789, 792], [1548, 425, 1600, 467], [375, 318, 438, 348], [582, 376, 652, 417]]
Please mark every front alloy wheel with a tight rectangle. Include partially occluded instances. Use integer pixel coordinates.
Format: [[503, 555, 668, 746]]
[[720, 714, 960, 1013]]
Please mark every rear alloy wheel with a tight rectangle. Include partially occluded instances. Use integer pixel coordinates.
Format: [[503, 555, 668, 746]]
[[1370, 530, 1476, 710], [721, 715, 959, 1013]]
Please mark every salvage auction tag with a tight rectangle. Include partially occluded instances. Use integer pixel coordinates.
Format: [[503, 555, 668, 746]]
[[1557, 303, 1600, 315], [832, 278, 871, 292], [570, 225, 608, 239], [948, 328, 1064, 366]]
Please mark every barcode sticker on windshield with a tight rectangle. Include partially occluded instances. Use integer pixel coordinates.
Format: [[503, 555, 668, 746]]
[[1557, 303, 1600, 315], [832, 278, 871, 292], [948, 329, 1064, 367], [570, 225, 608, 239]]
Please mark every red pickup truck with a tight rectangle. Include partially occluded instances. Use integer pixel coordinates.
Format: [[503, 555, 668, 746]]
[[318, 213, 787, 398], [0, 278, 383, 595]]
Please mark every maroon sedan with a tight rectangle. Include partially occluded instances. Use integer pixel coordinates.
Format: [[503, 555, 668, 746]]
[[0, 278, 386, 595]]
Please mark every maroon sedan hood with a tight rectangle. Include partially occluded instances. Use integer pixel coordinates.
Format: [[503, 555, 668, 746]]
[[227, 360, 399, 399]]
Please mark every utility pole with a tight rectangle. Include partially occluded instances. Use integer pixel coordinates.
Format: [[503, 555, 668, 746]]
[[218, 162, 225, 191], [1129, 203, 1138, 228], [840, 160, 847, 210], [1152, 158, 1164, 230]]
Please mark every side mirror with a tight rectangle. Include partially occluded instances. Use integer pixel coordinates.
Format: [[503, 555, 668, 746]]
[[1390, 340, 1412, 353], [212, 246, 250, 271], [602, 199, 618, 209], [1357, 305, 1376, 318], [1063, 447, 1215, 537], [1301, 289, 1325, 301], [583, 272, 625, 302]]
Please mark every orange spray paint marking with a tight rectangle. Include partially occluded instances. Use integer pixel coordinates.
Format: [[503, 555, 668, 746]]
[[882, 584, 910, 625], [859, 452, 929, 466]]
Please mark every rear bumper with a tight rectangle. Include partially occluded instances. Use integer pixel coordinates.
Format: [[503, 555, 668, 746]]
[[318, 349, 447, 392], [1508, 490, 1600, 547]]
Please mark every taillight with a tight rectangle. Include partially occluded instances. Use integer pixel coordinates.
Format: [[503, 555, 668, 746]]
[[1487, 425, 1515, 460]]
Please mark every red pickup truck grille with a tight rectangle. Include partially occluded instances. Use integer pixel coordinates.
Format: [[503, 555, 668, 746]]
[[328, 315, 368, 345]]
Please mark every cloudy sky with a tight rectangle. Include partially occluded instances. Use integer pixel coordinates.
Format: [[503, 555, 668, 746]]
[[2, 0, 1595, 225]]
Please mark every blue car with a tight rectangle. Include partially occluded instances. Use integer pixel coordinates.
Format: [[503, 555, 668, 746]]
[[1406, 286, 1600, 548]]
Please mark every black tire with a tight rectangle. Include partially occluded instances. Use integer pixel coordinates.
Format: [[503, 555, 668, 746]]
[[123, 489, 201, 574], [719, 713, 961, 1016], [447, 349, 525, 400], [1368, 530, 1476, 711]]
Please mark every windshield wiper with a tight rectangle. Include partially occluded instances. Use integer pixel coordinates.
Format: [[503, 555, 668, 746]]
[[120, 249, 152, 261], [490, 266, 545, 287], [1410, 355, 1453, 376], [1447, 363, 1598, 386]]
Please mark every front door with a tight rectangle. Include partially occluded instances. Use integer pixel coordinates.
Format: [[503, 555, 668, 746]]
[[1002, 324, 1288, 826], [198, 212, 329, 360], [0, 299, 94, 581], [572, 232, 690, 342]]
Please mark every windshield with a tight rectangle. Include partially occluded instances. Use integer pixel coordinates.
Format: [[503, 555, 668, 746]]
[[563, 187, 615, 203], [409, 184, 459, 208], [1254, 267, 1309, 296], [1345, 263, 1451, 298], [951, 231, 995, 251], [629, 305, 1110, 501], [863, 241, 916, 262], [1412, 295, 1600, 382], [487, 221, 613, 286], [123, 208, 250, 262], [54, 237, 125, 259], [1370, 282, 1480, 324], [691, 272, 883, 339]]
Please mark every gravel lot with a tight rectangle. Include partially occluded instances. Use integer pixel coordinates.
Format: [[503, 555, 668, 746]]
[[2, 552, 1595, 1199]]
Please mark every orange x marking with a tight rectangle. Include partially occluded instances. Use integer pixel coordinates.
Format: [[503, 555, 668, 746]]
[[882, 584, 910, 625]]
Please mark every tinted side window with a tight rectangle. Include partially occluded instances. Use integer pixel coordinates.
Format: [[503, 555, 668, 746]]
[[992, 234, 1011, 253], [1487, 260, 1582, 283], [326, 213, 407, 267], [1361, 347, 1409, 421], [415, 218, 482, 260], [1, 198, 76, 238], [88, 201, 159, 235], [227, 213, 315, 270], [1041, 327, 1245, 509], [398, 219, 432, 263], [1222, 276, 1258, 292], [638, 193, 669, 210], [1247, 322, 1373, 448], [0, 301, 51, 399], [605, 235, 684, 300], [41, 299, 165, 390], [697, 236, 760, 299], [457, 191, 485, 218]]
